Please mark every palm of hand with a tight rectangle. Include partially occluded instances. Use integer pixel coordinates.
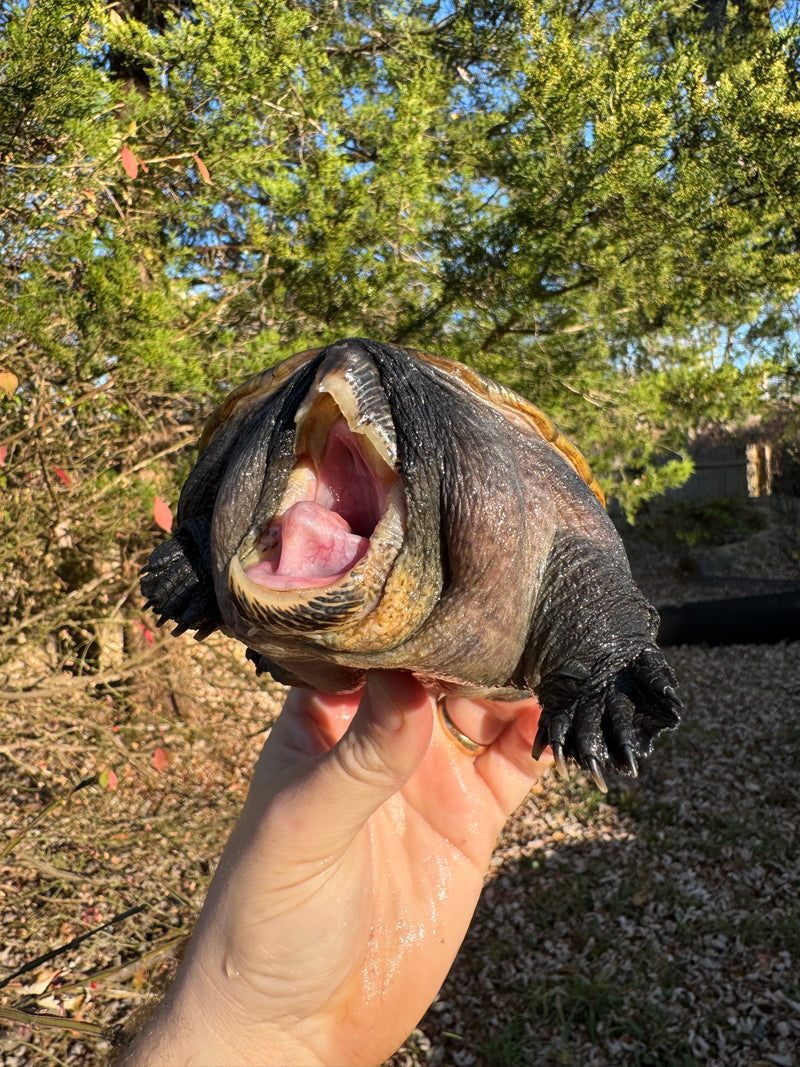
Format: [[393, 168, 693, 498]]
[[185, 674, 548, 1066]]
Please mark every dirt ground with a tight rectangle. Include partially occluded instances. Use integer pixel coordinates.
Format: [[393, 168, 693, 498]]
[[1, 496, 798, 1066]]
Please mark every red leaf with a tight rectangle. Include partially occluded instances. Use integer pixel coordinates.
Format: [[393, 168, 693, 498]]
[[152, 747, 169, 773], [193, 154, 212, 185], [0, 444, 7, 466], [121, 145, 139, 178], [133, 620, 154, 645], [153, 496, 173, 532], [53, 466, 71, 488]]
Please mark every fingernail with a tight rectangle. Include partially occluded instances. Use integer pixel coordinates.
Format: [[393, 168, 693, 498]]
[[367, 672, 405, 732]]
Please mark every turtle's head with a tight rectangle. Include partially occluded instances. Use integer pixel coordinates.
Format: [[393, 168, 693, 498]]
[[175, 340, 442, 686], [218, 343, 433, 649]]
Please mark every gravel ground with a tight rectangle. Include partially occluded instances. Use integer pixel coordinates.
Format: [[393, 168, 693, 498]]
[[398, 637, 799, 1067], [1, 497, 798, 1066]]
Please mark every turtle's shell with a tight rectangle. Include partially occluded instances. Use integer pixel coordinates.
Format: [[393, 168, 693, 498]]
[[142, 338, 679, 787]]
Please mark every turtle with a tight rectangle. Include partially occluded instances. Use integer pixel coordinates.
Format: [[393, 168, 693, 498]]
[[141, 337, 681, 790]]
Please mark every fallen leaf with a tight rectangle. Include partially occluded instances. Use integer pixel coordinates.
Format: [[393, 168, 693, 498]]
[[99, 768, 118, 790], [53, 466, 71, 488], [34, 994, 62, 1013], [193, 154, 212, 185], [121, 145, 139, 178], [0, 444, 7, 466], [153, 747, 169, 773], [0, 370, 18, 398], [20, 967, 60, 996], [54, 520, 73, 548], [153, 495, 173, 532], [61, 991, 86, 1012]]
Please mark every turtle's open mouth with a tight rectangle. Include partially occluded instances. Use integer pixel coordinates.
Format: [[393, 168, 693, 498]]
[[243, 418, 390, 589], [236, 352, 404, 602]]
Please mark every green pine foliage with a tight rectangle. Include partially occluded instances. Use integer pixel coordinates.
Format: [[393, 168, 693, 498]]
[[1, 0, 799, 651]]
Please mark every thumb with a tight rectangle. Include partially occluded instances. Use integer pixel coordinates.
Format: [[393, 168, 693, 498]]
[[281, 671, 434, 856]]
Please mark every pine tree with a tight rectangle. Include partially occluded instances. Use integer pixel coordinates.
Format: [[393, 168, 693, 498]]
[[1, 0, 799, 649]]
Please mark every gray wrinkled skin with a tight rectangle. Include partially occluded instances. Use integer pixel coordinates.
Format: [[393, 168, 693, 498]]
[[142, 338, 680, 788]]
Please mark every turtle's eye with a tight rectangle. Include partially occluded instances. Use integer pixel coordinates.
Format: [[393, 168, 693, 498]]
[[243, 418, 390, 590]]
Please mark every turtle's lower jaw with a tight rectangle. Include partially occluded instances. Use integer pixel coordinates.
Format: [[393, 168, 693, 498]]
[[241, 419, 388, 590]]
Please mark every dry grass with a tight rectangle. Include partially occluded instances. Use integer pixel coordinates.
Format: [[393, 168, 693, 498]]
[[1, 499, 799, 1066]]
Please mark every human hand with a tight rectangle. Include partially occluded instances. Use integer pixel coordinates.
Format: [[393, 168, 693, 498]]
[[123, 671, 551, 1066]]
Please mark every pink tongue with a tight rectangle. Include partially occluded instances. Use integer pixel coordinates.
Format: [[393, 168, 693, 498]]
[[246, 501, 369, 590]]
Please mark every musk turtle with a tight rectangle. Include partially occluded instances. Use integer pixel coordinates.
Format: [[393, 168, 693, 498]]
[[141, 338, 680, 789]]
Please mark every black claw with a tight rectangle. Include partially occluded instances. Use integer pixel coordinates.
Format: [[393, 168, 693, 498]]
[[554, 747, 570, 781], [620, 743, 639, 777], [572, 690, 611, 789], [586, 756, 608, 793], [531, 729, 548, 761], [663, 685, 683, 707]]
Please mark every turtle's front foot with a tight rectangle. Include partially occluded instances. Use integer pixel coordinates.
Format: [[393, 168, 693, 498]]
[[532, 647, 682, 792]]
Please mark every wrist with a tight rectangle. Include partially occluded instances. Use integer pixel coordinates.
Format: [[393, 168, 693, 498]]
[[120, 964, 326, 1067]]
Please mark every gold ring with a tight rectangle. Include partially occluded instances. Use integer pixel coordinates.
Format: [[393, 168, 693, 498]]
[[437, 698, 487, 756]]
